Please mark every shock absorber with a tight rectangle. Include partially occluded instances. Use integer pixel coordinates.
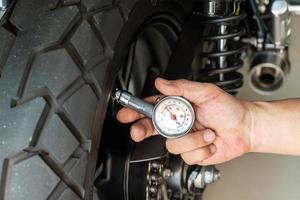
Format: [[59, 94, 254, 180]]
[[193, 0, 246, 95]]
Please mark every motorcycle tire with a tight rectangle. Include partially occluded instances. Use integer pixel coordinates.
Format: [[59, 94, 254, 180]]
[[0, 0, 187, 199]]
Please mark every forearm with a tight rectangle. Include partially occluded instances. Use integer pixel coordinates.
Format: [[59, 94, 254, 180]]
[[248, 99, 300, 155]]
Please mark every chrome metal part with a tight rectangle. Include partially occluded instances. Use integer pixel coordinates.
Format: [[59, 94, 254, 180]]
[[289, 3, 300, 15], [242, 37, 265, 50], [195, 0, 246, 95], [218, 24, 228, 82], [113, 89, 195, 139], [271, 0, 300, 48], [0, 0, 7, 9], [188, 166, 220, 193], [256, 0, 270, 13], [208, 1, 216, 16], [113, 89, 154, 118], [0, 0, 7, 19], [271, 0, 291, 47], [152, 96, 195, 139], [248, 51, 289, 94]]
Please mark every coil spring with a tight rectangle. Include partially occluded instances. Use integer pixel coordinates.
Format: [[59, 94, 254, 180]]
[[197, 10, 246, 95]]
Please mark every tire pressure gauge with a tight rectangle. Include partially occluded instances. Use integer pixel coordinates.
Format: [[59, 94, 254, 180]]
[[113, 89, 195, 139]]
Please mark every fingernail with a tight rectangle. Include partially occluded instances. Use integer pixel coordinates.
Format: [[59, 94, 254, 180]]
[[203, 130, 215, 143], [209, 144, 217, 153], [158, 77, 172, 85]]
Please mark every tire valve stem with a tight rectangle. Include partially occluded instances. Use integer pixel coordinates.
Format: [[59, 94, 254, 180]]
[[112, 89, 154, 118]]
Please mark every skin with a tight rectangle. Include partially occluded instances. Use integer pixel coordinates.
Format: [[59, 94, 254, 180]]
[[117, 78, 300, 165]]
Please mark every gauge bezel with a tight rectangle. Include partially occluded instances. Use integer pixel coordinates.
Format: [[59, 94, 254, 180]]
[[152, 96, 195, 139]]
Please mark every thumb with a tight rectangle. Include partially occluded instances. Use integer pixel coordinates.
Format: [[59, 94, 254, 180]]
[[155, 78, 223, 105]]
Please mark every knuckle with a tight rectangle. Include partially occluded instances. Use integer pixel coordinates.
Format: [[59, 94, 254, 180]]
[[177, 78, 188, 82], [196, 161, 204, 166], [184, 158, 196, 165], [194, 133, 205, 146], [141, 119, 152, 131], [181, 154, 196, 165], [188, 133, 204, 148], [170, 150, 180, 155], [176, 79, 189, 86], [131, 121, 146, 135], [165, 140, 179, 155], [198, 160, 210, 166], [195, 139, 205, 148], [204, 83, 220, 91], [193, 158, 204, 166], [165, 140, 172, 151], [130, 123, 138, 132]]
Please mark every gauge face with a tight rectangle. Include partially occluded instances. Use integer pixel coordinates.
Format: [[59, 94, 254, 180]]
[[152, 96, 195, 138]]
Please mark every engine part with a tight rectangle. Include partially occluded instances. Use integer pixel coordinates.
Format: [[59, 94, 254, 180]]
[[188, 166, 220, 193], [271, 0, 291, 48], [248, 51, 289, 94], [244, 0, 300, 94], [146, 161, 165, 200], [151, 155, 220, 199], [0, 0, 7, 18], [256, 0, 270, 13], [195, 0, 246, 95], [164, 155, 187, 195], [113, 90, 195, 139], [271, 0, 300, 48], [289, 3, 300, 15], [0, 0, 7, 10]]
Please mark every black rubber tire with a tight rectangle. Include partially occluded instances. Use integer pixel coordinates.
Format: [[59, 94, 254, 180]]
[[0, 0, 187, 200]]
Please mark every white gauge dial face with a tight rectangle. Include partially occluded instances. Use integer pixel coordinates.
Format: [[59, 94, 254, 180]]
[[153, 96, 195, 138]]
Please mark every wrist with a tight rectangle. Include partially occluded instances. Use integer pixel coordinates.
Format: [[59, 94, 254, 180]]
[[250, 99, 300, 155], [242, 99, 300, 155], [243, 101, 268, 153]]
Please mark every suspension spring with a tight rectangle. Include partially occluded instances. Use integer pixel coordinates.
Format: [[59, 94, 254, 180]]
[[194, 0, 246, 95]]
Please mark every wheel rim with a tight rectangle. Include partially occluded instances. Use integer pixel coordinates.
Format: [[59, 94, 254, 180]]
[[95, 13, 183, 199], [117, 14, 181, 96]]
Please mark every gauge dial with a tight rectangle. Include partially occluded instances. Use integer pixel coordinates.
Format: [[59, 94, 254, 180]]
[[152, 96, 195, 138]]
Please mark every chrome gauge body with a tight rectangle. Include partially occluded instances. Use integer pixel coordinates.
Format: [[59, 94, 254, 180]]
[[113, 90, 195, 139], [153, 96, 195, 138]]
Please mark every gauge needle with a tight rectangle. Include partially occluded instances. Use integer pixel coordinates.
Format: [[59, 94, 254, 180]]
[[166, 107, 177, 121]]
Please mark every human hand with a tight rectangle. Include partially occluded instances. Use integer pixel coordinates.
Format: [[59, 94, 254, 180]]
[[117, 78, 254, 165]]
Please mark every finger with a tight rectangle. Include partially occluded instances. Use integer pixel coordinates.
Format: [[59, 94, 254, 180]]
[[130, 118, 157, 142], [200, 140, 243, 166], [155, 78, 224, 105], [192, 121, 206, 132], [197, 144, 223, 166], [180, 146, 212, 165], [117, 107, 143, 123], [166, 129, 216, 155], [116, 95, 164, 123]]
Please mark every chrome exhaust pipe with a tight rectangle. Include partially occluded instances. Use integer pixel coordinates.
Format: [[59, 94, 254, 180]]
[[248, 52, 289, 95]]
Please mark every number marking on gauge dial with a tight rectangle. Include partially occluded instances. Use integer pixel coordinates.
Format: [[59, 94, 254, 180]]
[[153, 96, 195, 138]]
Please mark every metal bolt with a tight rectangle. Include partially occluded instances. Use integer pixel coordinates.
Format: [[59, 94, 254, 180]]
[[163, 169, 173, 178], [149, 186, 158, 194], [203, 168, 220, 184], [193, 166, 220, 189]]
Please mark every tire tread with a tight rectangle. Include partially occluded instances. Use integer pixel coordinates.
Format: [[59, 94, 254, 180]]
[[0, 0, 125, 199]]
